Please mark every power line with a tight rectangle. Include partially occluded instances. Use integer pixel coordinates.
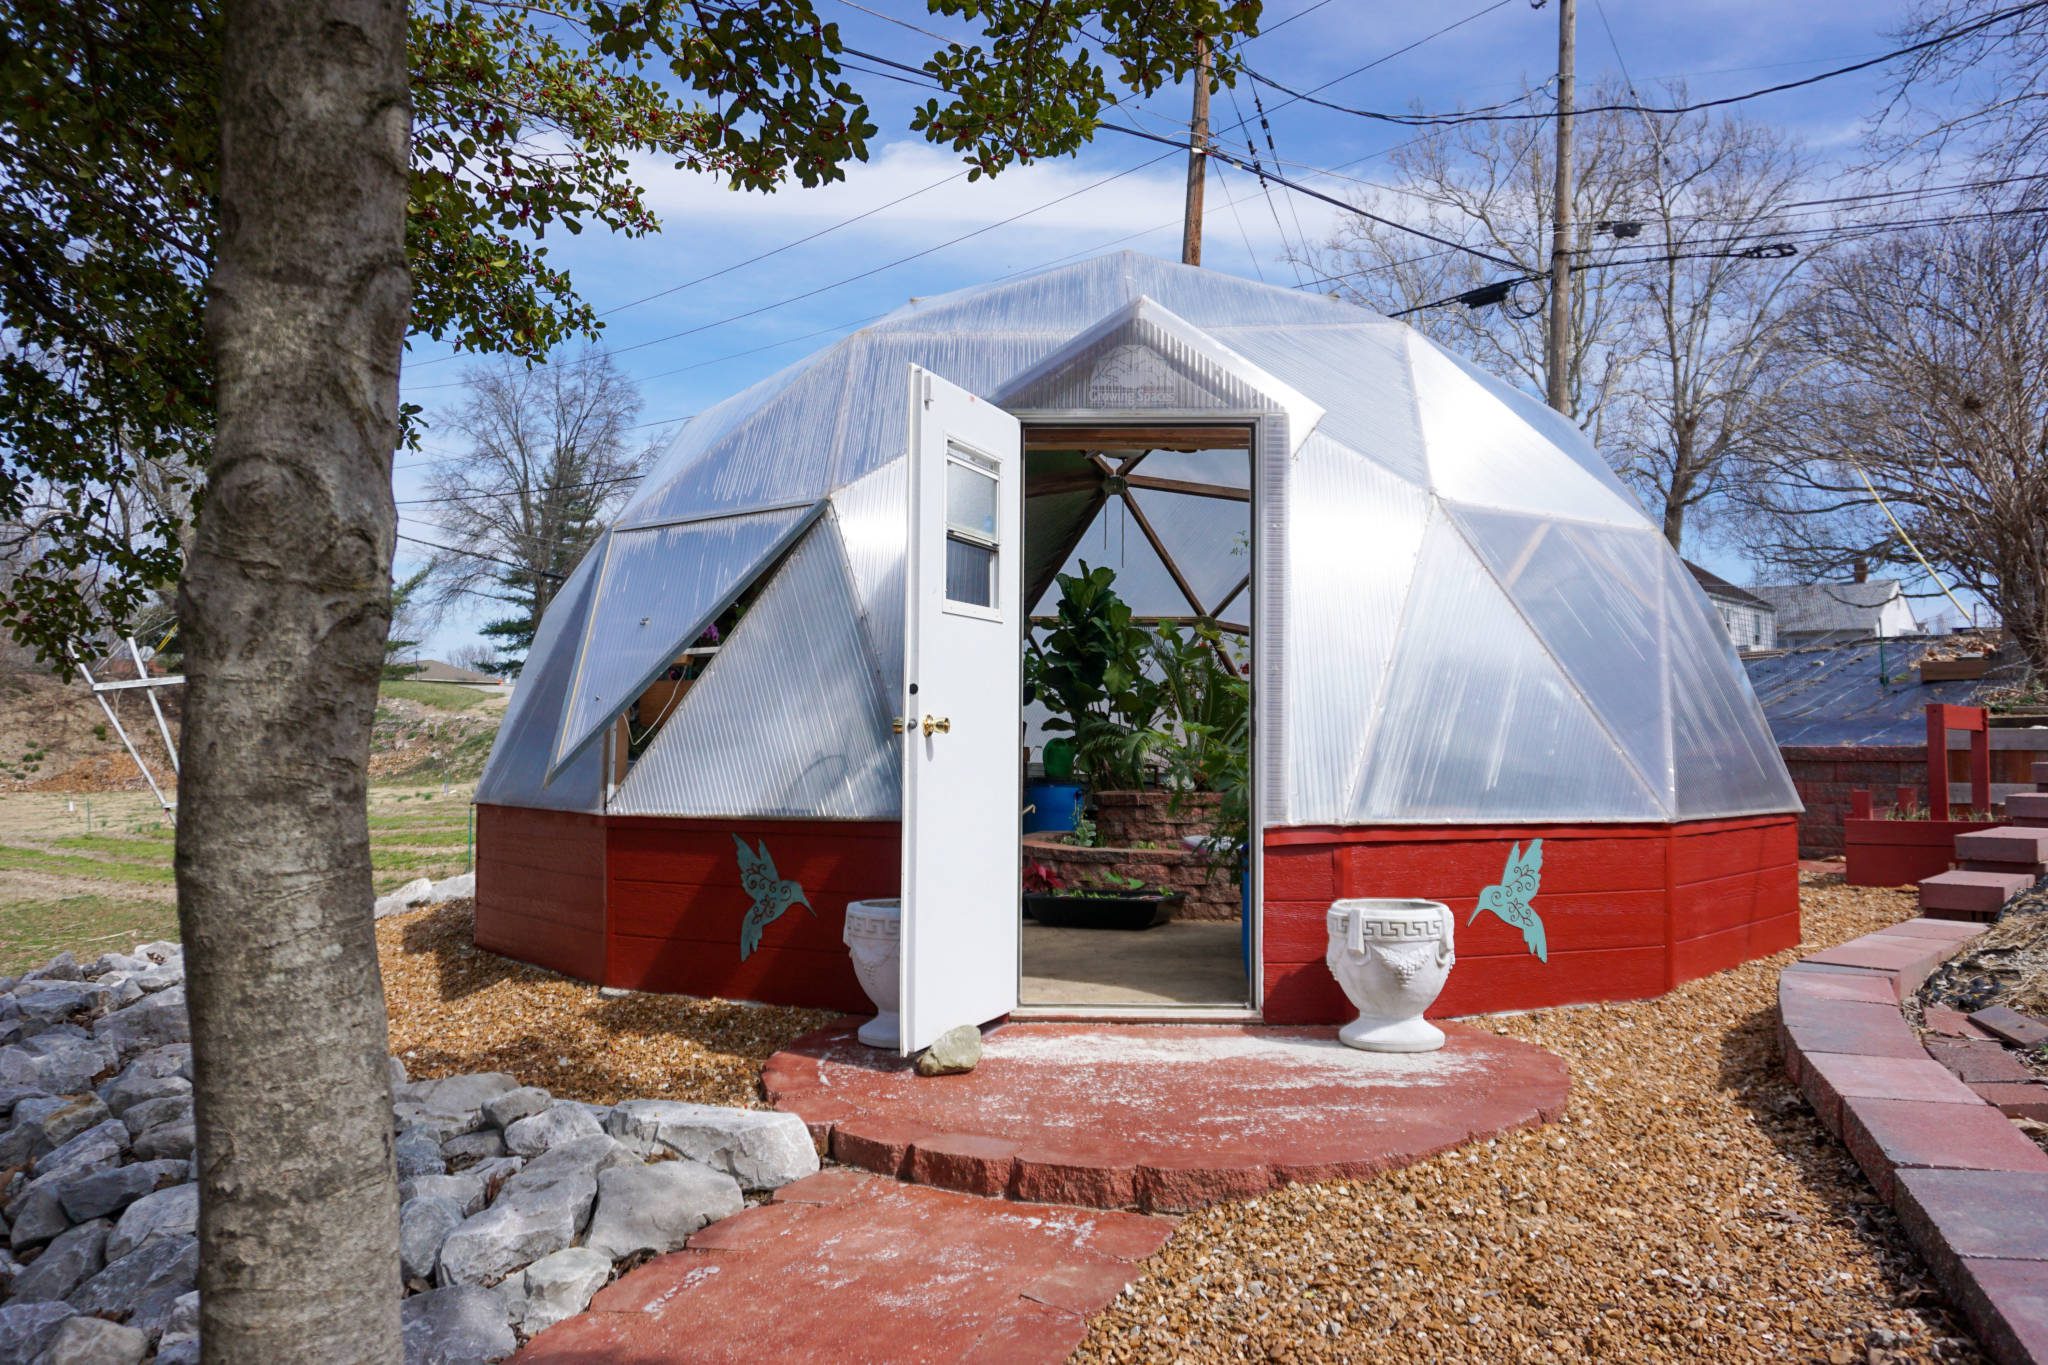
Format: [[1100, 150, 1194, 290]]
[[1244, 0, 2048, 126], [395, 533, 568, 581]]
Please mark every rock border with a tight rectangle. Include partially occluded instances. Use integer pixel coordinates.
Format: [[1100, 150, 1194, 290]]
[[1779, 917, 2048, 1364]]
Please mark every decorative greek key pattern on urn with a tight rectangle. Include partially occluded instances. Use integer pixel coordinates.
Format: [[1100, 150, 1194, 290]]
[[1349, 916, 1444, 941]]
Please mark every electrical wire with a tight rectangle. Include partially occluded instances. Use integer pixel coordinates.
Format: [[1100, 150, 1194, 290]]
[[1243, 0, 2048, 126]]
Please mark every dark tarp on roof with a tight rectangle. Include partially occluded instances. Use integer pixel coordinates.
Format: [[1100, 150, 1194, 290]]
[[1743, 639, 2021, 747]]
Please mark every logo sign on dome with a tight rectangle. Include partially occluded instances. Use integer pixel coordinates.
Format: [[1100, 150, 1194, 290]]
[[1086, 344, 1180, 408]]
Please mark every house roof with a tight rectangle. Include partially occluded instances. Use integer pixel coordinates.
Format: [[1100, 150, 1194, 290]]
[[1685, 561, 1772, 611], [1752, 580, 1916, 635]]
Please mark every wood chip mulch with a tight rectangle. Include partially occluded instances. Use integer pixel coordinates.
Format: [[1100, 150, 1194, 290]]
[[377, 900, 835, 1108], [1077, 871, 1981, 1364]]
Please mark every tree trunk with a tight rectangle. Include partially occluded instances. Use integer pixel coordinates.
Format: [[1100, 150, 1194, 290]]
[[179, 0, 410, 1358]]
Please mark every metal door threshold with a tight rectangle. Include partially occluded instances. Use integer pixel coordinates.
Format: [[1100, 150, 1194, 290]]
[[1009, 1004, 1262, 1024]]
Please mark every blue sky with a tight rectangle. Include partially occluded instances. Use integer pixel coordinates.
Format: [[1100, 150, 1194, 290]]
[[395, 0, 1924, 657]]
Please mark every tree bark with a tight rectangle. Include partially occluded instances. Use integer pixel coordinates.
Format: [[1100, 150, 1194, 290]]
[[180, 0, 410, 1358]]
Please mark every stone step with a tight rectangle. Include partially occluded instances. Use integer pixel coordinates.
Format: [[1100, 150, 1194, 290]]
[[2007, 793, 2048, 827], [1954, 826, 2048, 870], [1960, 860, 2046, 878], [1919, 869, 2035, 917]]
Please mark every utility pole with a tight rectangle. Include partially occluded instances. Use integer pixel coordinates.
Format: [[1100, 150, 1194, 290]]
[[1544, 0, 1576, 413], [1181, 35, 1211, 267]]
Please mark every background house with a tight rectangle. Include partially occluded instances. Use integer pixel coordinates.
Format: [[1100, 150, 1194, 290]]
[[1688, 561, 1778, 652], [1754, 578, 1920, 645]]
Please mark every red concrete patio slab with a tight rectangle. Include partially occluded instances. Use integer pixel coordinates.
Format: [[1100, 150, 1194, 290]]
[[1972, 1083, 2048, 1121], [514, 1171, 1171, 1365], [1956, 1258, 2048, 1365], [1842, 1097, 2048, 1200], [766, 1022, 1569, 1213], [1779, 970, 1903, 1008], [1926, 1038, 2039, 1085], [1894, 1169, 2048, 1272], [1777, 997, 1929, 1061], [1798, 1052, 1983, 1134], [1925, 1006, 1995, 1039]]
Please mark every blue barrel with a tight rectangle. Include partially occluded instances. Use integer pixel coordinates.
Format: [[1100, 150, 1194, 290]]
[[1022, 780, 1084, 834]]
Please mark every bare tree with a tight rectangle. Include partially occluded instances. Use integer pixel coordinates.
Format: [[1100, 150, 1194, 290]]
[[423, 351, 657, 673], [1736, 207, 2048, 669], [177, 0, 409, 1355], [1605, 102, 1815, 549], [1307, 83, 1647, 437], [1874, 0, 2048, 187], [1310, 86, 1815, 551]]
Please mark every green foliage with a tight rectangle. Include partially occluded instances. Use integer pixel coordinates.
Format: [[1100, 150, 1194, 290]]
[[1, 0, 1255, 665], [383, 566, 432, 680], [1025, 564, 1168, 789]]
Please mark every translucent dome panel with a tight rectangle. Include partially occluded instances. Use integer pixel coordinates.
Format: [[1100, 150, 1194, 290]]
[[829, 456, 909, 705], [1431, 343, 1648, 517], [1213, 322, 1429, 487], [1662, 553, 1804, 819], [827, 333, 1058, 492], [1357, 511, 1664, 822], [1281, 433, 1431, 823], [1451, 507, 1673, 806], [1407, 334, 1648, 529], [621, 345, 856, 527], [552, 504, 820, 776], [474, 543, 605, 813], [612, 520, 897, 819]]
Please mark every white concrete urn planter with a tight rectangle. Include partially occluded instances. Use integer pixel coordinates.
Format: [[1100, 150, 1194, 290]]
[[843, 898, 901, 1049], [1325, 898, 1455, 1052]]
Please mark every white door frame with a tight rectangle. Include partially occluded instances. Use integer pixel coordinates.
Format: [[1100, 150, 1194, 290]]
[[1008, 409, 1282, 1018]]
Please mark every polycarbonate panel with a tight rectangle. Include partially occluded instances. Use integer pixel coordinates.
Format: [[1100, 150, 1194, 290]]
[[1663, 553, 1803, 818], [1357, 511, 1664, 821], [1407, 334, 1648, 529], [1131, 445, 1250, 489], [829, 456, 907, 704], [1041, 497, 1189, 617], [1125, 487, 1251, 616], [1214, 322, 1429, 487], [1452, 507, 1673, 806], [552, 504, 819, 775], [474, 542, 605, 812], [613, 520, 898, 818], [1282, 433, 1430, 823], [620, 345, 854, 527], [1022, 483, 1104, 608], [992, 298, 1323, 450], [826, 333, 1055, 492], [884, 251, 1138, 337], [1433, 344, 1648, 517]]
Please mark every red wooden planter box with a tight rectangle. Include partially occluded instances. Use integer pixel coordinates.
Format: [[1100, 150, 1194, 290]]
[[1844, 817, 2001, 886]]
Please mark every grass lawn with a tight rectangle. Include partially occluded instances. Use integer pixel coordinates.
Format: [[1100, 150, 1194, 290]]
[[378, 680, 496, 710], [0, 783, 477, 974]]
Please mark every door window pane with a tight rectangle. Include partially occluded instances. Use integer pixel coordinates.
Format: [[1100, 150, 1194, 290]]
[[945, 535, 996, 608], [946, 459, 997, 539]]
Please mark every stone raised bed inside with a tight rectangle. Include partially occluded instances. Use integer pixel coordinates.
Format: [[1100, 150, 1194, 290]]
[[1780, 917, 2048, 1363], [0, 940, 822, 1365]]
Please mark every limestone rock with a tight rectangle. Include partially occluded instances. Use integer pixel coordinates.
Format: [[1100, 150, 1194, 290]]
[[374, 877, 436, 920], [21, 954, 81, 984], [399, 1284, 516, 1365], [503, 1103, 602, 1158], [3, 1095, 110, 1168], [31, 1314, 147, 1365], [57, 1159, 185, 1224], [8, 1181, 72, 1250], [130, 1117, 195, 1163], [17, 1033, 118, 1094], [395, 1126, 447, 1180], [480, 1087, 549, 1132], [0, 1302, 78, 1361], [90, 989, 188, 1058], [67, 1232, 197, 1319], [8, 1220, 108, 1302], [582, 1160, 742, 1260], [495, 1135, 633, 1225], [520, 1246, 611, 1336], [400, 1195, 467, 1286], [429, 872, 476, 903], [604, 1102, 819, 1189], [915, 1025, 982, 1076], [434, 1198, 579, 1289], [442, 1129, 506, 1166], [393, 1073, 519, 1141], [32, 1119, 128, 1184], [107, 1184, 198, 1263], [117, 1094, 190, 1142], [400, 1171, 489, 1219], [97, 1066, 189, 1120]]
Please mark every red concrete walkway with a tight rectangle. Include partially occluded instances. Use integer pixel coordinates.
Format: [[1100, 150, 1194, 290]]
[[766, 1021, 1571, 1212], [516, 1169, 1172, 1364]]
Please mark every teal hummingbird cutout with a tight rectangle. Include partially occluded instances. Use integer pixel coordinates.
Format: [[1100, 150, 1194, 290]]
[[1469, 839, 1546, 962], [734, 836, 812, 960]]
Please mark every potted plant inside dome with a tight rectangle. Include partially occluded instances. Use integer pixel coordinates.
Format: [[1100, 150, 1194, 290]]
[[1022, 862, 1183, 930]]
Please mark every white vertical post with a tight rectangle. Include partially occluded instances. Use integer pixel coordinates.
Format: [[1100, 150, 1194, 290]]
[[127, 637, 180, 776], [77, 657, 175, 817]]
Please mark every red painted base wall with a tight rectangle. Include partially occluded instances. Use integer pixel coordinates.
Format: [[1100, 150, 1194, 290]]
[[477, 807, 1798, 1023], [1262, 814, 1801, 1024]]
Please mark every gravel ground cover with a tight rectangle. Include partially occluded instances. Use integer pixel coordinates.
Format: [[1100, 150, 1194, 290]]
[[379, 902, 834, 1108], [1078, 870, 1981, 1364]]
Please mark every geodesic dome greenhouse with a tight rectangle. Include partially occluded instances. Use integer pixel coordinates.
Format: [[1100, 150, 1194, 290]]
[[473, 251, 1801, 1026]]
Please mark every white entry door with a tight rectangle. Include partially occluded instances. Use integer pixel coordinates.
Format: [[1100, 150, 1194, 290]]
[[898, 365, 1023, 1054]]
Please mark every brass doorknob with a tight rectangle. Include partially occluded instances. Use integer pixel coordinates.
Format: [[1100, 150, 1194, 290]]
[[922, 715, 952, 737]]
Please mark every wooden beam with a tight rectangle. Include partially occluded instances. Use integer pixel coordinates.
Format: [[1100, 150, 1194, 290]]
[[1024, 424, 1252, 452], [1124, 474, 1249, 502]]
